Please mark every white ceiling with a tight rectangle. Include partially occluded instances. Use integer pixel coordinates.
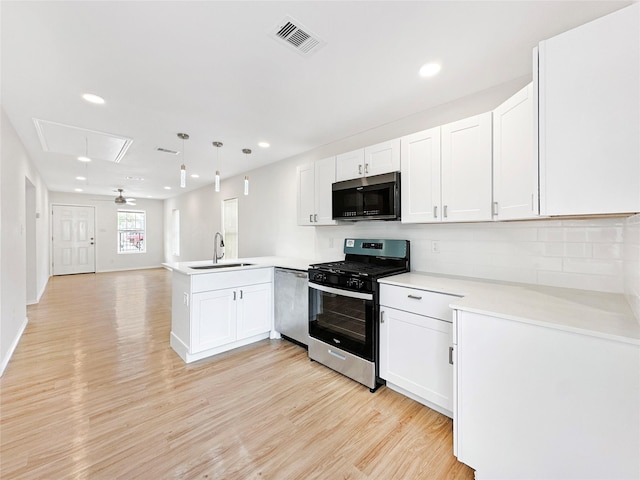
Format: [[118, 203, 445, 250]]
[[1, 0, 632, 200]]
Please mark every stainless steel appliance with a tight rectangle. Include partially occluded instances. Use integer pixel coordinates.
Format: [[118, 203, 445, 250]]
[[308, 238, 410, 391], [332, 172, 401, 221], [274, 268, 309, 347]]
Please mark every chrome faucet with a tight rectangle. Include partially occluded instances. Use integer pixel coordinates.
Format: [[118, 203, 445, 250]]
[[213, 232, 225, 264]]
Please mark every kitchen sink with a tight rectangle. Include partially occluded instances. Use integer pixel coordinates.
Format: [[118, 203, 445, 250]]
[[189, 263, 254, 270]]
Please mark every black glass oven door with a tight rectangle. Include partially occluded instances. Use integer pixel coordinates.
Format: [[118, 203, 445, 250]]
[[308, 283, 374, 360]]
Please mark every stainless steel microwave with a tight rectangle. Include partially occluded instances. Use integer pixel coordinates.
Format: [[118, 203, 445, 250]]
[[332, 171, 400, 221]]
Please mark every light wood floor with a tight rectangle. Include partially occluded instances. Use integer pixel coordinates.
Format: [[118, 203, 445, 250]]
[[1, 268, 474, 479]]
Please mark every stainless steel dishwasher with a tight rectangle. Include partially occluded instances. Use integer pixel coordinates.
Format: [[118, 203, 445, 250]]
[[274, 267, 309, 347]]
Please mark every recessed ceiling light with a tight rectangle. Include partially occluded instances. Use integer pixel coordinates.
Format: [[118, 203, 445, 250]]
[[258, 142, 270, 148], [75, 188, 83, 192], [147, 195, 153, 198], [164, 186, 172, 190], [125, 176, 144, 181], [75, 176, 86, 181], [82, 93, 105, 104], [419, 62, 441, 78], [78, 156, 91, 162], [190, 174, 200, 178]]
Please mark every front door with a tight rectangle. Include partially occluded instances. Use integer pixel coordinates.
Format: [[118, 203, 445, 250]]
[[52, 205, 96, 275]]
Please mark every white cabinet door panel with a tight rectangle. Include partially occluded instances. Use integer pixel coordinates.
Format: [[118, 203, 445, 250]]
[[380, 307, 453, 413], [314, 156, 336, 225], [237, 283, 272, 340], [441, 113, 493, 222], [192, 289, 236, 352], [539, 3, 640, 215], [365, 139, 400, 177], [400, 127, 442, 223], [336, 148, 365, 181], [493, 83, 538, 220], [296, 163, 315, 225]]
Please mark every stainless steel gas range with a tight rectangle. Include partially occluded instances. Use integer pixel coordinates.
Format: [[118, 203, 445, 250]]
[[308, 239, 410, 391]]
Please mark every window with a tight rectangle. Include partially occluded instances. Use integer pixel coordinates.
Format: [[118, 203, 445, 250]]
[[117, 210, 146, 254]]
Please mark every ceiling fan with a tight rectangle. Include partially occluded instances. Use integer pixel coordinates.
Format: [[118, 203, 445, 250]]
[[114, 189, 136, 205]]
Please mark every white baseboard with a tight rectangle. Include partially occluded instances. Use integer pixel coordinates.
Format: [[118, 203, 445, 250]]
[[0, 316, 28, 377], [97, 265, 164, 273]]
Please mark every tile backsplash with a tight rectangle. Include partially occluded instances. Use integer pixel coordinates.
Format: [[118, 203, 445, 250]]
[[316, 216, 628, 294], [624, 214, 640, 322]]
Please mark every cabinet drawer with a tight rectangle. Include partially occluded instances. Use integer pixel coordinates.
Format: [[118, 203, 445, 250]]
[[379, 284, 458, 321]]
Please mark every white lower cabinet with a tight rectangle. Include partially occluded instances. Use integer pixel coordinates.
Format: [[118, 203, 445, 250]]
[[191, 282, 271, 353], [454, 310, 640, 479], [170, 268, 274, 363], [379, 284, 458, 417], [192, 288, 237, 352]]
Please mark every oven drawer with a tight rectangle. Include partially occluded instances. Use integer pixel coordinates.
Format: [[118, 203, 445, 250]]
[[379, 284, 458, 321]]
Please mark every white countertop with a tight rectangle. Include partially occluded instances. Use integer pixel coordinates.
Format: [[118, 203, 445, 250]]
[[379, 272, 640, 345], [162, 256, 321, 275]]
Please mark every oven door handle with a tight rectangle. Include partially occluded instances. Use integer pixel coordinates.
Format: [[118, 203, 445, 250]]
[[308, 282, 374, 301]]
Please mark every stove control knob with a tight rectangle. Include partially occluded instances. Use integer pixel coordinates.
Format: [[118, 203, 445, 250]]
[[314, 272, 326, 283], [347, 278, 364, 289]]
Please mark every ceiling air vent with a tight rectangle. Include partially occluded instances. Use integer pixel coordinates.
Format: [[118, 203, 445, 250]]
[[270, 16, 326, 56], [156, 147, 179, 155]]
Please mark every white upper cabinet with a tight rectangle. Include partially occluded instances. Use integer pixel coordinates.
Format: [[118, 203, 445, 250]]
[[335, 139, 400, 181], [296, 162, 315, 226], [400, 127, 442, 223], [313, 156, 337, 225], [364, 139, 401, 177], [492, 83, 538, 220], [538, 3, 640, 216], [336, 148, 365, 181], [296, 156, 337, 226], [441, 112, 493, 222]]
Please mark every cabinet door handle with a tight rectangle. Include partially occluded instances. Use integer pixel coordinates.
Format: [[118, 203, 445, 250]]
[[443, 205, 448, 218], [240, 290, 243, 300], [493, 201, 499, 216], [364, 163, 369, 174], [449, 346, 454, 365], [433, 205, 438, 218], [407, 294, 422, 300], [233, 291, 237, 301], [380, 311, 385, 324], [358, 164, 363, 175], [314, 214, 318, 222], [309, 214, 313, 223]]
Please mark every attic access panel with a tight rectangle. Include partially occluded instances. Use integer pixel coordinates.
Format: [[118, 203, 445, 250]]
[[33, 118, 133, 163]]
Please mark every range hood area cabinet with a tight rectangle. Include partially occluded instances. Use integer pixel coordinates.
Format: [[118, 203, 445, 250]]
[[538, 3, 640, 216], [335, 139, 400, 182], [296, 156, 336, 226], [401, 112, 494, 224]]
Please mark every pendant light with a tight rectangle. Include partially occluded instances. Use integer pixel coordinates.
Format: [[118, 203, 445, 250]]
[[242, 148, 251, 196], [177, 133, 189, 188], [212, 141, 223, 192]]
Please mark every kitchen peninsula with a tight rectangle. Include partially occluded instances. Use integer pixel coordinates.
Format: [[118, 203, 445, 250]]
[[163, 257, 315, 363]]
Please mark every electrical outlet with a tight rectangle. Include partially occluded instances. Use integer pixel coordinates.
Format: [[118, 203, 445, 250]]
[[183, 292, 189, 306], [431, 240, 440, 254]]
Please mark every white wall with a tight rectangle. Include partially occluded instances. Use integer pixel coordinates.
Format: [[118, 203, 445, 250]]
[[625, 214, 640, 322], [49, 192, 165, 272], [1, 106, 50, 375]]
